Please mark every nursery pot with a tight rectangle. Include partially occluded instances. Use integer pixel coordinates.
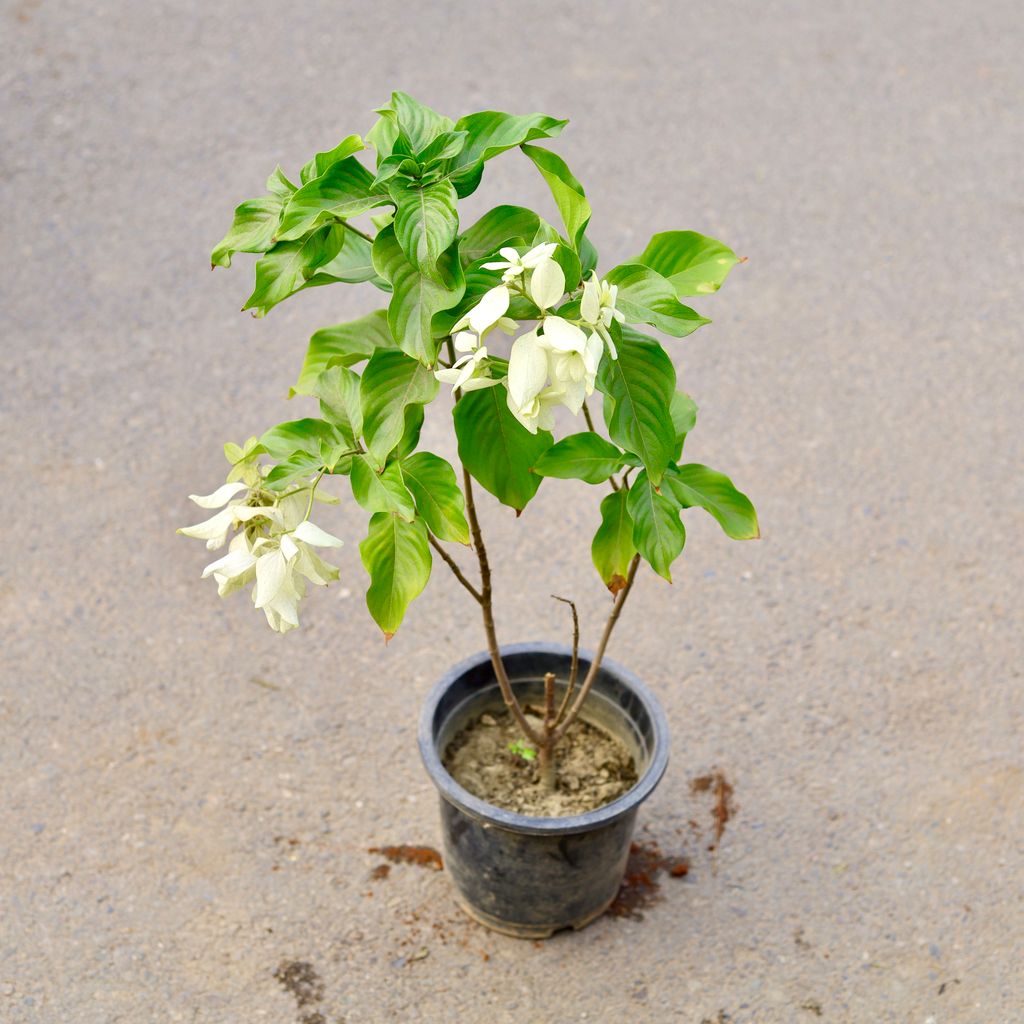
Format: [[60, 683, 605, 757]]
[[418, 642, 669, 939]]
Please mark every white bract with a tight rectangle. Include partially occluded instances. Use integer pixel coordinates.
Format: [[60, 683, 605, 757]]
[[451, 284, 511, 336], [580, 272, 624, 358], [180, 475, 342, 633]]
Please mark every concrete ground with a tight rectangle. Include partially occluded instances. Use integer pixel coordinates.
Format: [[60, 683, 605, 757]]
[[2, 1, 1021, 1021]]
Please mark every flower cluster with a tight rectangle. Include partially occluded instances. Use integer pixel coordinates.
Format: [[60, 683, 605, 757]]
[[178, 445, 342, 633], [434, 244, 623, 433]]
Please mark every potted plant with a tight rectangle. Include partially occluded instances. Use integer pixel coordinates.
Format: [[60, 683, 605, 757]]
[[180, 92, 758, 938]]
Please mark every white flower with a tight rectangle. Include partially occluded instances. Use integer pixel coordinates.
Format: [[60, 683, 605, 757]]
[[482, 242, 558, 282], [507, 384, 566, 434], [452, 285, 511, 336], [436, 345, 500, 393], [179, 495, 283, 550], [182, 469, 343, 633], [580, 272, 624, 358], [541, 317, 603, 415]]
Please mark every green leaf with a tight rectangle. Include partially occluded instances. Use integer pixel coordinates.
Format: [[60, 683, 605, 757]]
[[416, 129, 468, 165], [399, 451, 469, 544], [291, 310, 396, 396], [299, 228, 381, 288], [669, 391, 698, 461], [359, 512, 432, 638], [372, 152, 421, 189], [626, 470, 686, 581], [259, 418, 342, 463], [596, 325, 677, 486], [299, 134, 365, 185], [663, 464, 759, 540], [266, 166, 297, 198], [389, 177, 459, 275], [394, 403, 425, 462], [359, 348, 439, 464], [448, 112, 568, 196], [276, 158, 388, 241], [372, 224, 464, 364], [366, 110, 401, 162], [521, 143, 591, 250], [458, 205, 541, 266], [264, 453, 322, 490], [591, 489, 638, 594], [242, 224, 346, 317], [579, 233, 599, 278], [453, 384, 553, 512], [390, 92, 453, 154], [311, 364, 362, 446], [350, 456, 416, 520], [532, 432, 625, 484], [634, 230, 740, 297], [605, 264, 710, 338], [211, 196, 283, 268]]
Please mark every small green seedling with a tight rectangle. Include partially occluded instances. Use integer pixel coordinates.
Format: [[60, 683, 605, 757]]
[[508, 739, 538, 762]]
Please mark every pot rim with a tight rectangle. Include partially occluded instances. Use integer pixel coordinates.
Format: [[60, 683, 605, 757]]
[[418, 641, 670, 836]]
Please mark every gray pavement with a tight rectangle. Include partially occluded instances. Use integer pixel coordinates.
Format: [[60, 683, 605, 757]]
[[2, 1, 1021, 1021]]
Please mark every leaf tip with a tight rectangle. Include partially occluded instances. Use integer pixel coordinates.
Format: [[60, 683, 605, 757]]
[[383, 630, 395, 644], [606, 574, 627, 596]]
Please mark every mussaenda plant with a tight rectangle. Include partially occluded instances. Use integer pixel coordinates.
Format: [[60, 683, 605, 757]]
[[180, 92, 758, 789]]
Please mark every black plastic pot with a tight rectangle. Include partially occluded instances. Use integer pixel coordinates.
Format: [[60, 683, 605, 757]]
[[418, 642, 669, 939]]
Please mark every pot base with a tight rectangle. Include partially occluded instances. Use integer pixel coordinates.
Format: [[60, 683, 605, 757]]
[[451, 888, 618, 939]]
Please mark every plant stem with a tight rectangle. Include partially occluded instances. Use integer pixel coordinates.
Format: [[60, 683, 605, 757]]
[[342, 220, 375, 244], [462, 465, 541, 745], [538, 671, 557, 792], [551, 595, 580, 727], [427, 532, 482, 604], [551, 553, 642, 744]]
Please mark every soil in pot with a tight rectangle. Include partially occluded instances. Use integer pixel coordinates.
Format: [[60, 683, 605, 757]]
[[442, 705, 638, 817]]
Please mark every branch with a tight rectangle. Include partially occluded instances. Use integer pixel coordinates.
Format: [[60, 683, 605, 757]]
[[427, 533, 482, 604], [342, 219, 375, 244], [552, 553, 642, 743], [550, 595, 580, 726], [462, 464, 541, 745]]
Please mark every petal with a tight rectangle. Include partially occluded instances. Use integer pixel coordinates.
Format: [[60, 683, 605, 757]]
[[498, 247, 521, 263], [189, 482, 249, 509], [584, 331, 604, 375], [580, 273, 600, 324], [541, 315, 587, 354], [529, 258, 565, 310], [202, 547, 257, 580], [232, 504, 283, 525], [435, 367, 461, 384], [521, 242, 558, 267], [253, 549, 288, 609], [453, 331, 478, 353], [280, 534, 299, 561], [178, 505, 236, 543], [469, 285, 511, 333], [453, 359, 478, 390], [506, 390, 539, 433], [481, 260, 511, 270], [293, 520, 344, 548], [507, 330, 550, 408], [459, 376, 501, 392], [495, 316, 518, 335]]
